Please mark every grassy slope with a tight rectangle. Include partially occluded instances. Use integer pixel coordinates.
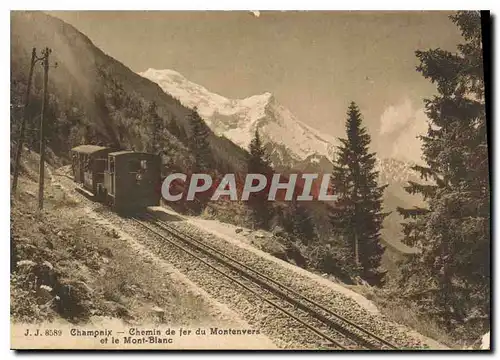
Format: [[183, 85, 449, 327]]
[[10, 152, 214, 325]]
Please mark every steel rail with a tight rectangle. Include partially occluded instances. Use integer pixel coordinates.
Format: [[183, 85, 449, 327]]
[[144, 212, 399, 350], [131, 215, 349, 350]]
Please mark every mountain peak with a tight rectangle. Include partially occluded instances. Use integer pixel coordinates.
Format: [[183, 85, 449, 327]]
[[140, 68, 338, 163], [142, 68, 184, 78], [142, 68, 275, 106]]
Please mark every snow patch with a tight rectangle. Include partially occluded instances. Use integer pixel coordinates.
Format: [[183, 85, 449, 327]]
[[139, 68, 338, 160]]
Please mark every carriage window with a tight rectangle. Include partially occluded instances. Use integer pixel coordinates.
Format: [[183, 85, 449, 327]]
[[109, 159, 115, 173], [141, 160, 148, 170]]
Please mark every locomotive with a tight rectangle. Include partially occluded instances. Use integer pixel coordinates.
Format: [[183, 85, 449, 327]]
[[70, 145, 161, 213]]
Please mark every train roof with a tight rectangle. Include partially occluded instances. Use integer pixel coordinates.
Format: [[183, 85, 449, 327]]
[[108, 150, 158, 157], [108, 150, 135, 157], [71, 145, 110, 154]]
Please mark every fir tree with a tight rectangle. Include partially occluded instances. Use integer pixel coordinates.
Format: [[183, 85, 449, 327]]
[[397, 11, 489, 335], [247, 129, 272, 229], [167, 116, 187, 145], [187, 108, 213, 172], [330, 102, 388, 285], [285, 200, 317, 245], [247, 129, 270, 173], [145, 101, 163, 153]]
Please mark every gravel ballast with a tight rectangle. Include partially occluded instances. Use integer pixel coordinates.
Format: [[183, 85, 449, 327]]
[[51, 170, 278, 349], [154, 207, 449, 350], [52, 167, 448, 350]]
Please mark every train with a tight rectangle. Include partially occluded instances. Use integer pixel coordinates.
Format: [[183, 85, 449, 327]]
[[70, 145, 162, 213]]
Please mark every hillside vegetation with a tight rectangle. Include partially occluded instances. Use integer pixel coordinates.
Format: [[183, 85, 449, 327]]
[[11, 11, 248, 172]]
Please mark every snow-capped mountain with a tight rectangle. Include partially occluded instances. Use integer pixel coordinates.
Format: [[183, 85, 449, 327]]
[[140, 68, 425, 252], [139, 69, 423, 185], [140, 68, 338, 169]]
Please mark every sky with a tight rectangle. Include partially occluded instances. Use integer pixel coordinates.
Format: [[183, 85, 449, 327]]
[[49, 11, 464, 162]]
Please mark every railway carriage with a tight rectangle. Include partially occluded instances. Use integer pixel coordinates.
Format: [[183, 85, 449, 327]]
[[71, 145, 113, 195], [103, 151, 161, 212], [70, 145, 162, 213]]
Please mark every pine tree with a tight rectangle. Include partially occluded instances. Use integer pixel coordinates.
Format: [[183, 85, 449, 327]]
[[285, 200, 317, 245], [247, 129, 272, 229], [145, 101, 163, 153], [397, 11, 489, 335], [330, 102, 388, 285], [247, 129, 270, 174], [167, 116, 187, 145], [187, 108, 213, 172]]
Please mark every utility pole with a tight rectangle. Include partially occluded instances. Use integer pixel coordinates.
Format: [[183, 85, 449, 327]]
[[38, 47, 51, 210], [11, 48, 36, 195]]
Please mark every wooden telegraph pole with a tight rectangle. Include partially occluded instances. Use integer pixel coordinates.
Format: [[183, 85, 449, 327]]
[[38, 47, 52, 210], [11, 48, 37, 195]]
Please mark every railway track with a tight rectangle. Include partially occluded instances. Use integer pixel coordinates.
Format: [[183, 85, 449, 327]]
[[132, 211, 399, 350]]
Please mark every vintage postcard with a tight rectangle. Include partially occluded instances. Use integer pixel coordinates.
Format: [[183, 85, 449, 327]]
[[10, 10, 490, 350]]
